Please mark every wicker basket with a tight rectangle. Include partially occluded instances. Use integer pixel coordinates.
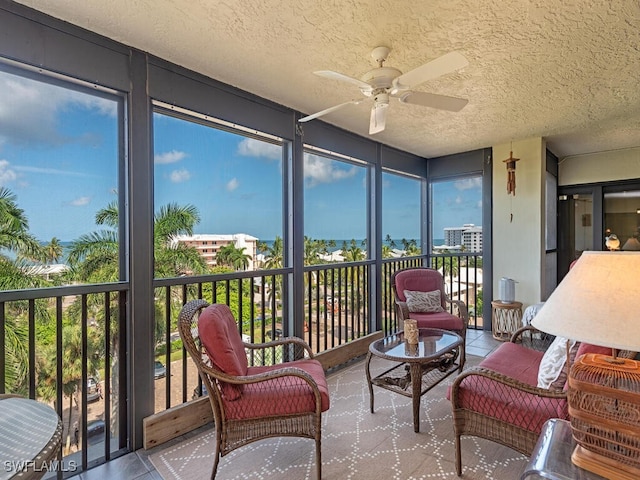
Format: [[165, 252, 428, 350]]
[[568, 353, 640, 472]]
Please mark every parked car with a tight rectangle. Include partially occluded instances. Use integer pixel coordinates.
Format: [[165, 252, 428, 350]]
[[86, 377, 102, 402], [265, 328, 283, 340], [86, 419, 105, 445], [154, 360, 166, 379]]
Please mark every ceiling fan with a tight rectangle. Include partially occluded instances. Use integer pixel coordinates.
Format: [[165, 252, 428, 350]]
[[299, 46, 469, 135]]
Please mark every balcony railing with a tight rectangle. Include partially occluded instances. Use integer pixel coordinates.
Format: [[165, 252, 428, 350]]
[[0, 252, 482, 475]]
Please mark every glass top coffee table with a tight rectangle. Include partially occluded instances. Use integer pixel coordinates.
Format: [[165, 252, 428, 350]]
[[365, 327, 464, 432]]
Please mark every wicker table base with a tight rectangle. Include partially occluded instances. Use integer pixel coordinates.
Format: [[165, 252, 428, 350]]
[[365, 328, 463, 433]]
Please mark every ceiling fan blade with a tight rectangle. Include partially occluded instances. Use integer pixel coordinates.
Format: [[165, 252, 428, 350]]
[[394, 51, 468, 90], [298, 99, 361, 123], [369, 103, 388, 135], [314, 70, 372, 91], [398, 91, 468, 112]]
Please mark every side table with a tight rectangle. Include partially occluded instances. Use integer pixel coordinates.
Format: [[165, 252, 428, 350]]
[[520, 418, 606, 480], [0, 395, 63, 479], [491, 300, 522, 341], [365, 328, 463, 433]]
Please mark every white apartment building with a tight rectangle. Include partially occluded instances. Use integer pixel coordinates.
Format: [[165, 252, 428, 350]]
[[173, 233, 258, 270], [442, 224, 483, 253]]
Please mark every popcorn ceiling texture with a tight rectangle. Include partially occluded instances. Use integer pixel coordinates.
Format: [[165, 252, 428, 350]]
[[15, 0, 640, 158]]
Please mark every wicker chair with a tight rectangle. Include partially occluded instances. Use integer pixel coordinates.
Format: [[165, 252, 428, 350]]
[[178, 300, 330, 479], [449, 326, 636, 476], [450, 327, 556, 475], [391, 267, 468, 368]]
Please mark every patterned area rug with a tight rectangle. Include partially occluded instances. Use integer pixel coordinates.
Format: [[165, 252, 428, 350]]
[[148, 356, 528, 479]]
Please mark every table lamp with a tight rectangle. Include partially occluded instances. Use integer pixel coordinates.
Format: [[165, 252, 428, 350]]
[[531, 251, 640, 480]]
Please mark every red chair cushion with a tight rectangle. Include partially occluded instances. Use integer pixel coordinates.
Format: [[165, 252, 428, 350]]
[[479, 342, 543, 384], [454, 373, 568, 433], [198, 304, 248, 400], [409, 311, 465, 331], [223, 359, 330, 419], [448, 343, 568, 434]]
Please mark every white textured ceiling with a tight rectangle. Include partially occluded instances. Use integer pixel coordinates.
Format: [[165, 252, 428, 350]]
[[14, 0, 640, 159]]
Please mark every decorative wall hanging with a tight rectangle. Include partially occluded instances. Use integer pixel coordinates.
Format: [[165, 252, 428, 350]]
[[503, 150, 520, 195]]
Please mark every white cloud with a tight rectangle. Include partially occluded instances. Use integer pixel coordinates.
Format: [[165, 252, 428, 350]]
[[0, 159, 17, 185], [303, 154, 357, 187], [226, 178, 239, 191], [169, 169, 191, 183], [237, 138, 281, 160], [155, 150, 187, 164], [454, 177, 482, 191], [69, 196, 91, 206], [0, 74, 117, 147], [455, 196, 463, 205]]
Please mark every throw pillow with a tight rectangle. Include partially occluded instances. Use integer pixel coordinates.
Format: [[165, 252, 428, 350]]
[[404, 289, 444, 313], [537, 336, 579, 390]]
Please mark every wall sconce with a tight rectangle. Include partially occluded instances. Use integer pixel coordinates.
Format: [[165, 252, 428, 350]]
[[503, 151, 520, 195]]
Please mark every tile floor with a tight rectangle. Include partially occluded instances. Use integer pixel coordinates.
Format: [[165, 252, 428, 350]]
[[72, 329, 503, 480]]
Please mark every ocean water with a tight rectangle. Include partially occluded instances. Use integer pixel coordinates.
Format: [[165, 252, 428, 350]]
[[256, 238, 440, 254]]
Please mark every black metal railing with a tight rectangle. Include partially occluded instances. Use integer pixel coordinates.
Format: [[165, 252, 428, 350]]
[[0, 283, 128, 474]]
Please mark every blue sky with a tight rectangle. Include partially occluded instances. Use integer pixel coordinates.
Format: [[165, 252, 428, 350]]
[[0, 68, 481, 245]]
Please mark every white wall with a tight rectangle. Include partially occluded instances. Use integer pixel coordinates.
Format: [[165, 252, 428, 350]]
[[493, 138, 545, 310], [559, 147, 640, 185], [492, 145, 640, 312]]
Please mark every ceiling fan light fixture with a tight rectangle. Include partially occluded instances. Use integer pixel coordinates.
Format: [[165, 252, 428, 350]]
[[304, 47, 469, 134], [373, 92, 390, 106], [369, 103, 388, 135]]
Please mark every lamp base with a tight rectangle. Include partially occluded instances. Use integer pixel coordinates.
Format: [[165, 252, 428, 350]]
[[572, 444, 640, 480]]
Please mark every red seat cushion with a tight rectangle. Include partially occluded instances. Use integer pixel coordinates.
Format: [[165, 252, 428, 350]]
[[449, 343, 568, 434], [478, 342, 543, 384], [409, 311, 464, 331], [224, 359, 330, 419], [198, 304, 249, 400]]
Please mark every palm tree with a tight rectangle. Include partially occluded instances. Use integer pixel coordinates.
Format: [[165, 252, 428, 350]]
[[3, 313, 28, 394], [65, 201, 207, 449], [46, 323, 102, 454], [68, 201, 207, 280], [385, 234, 396, 249], [263, 236, 283, 270], [261, 236, 284, 309], [44, 237, 64, 264], [401, 238, 421, 257], [0, 188, 52, 392], [230, 247, 251, 271], [342, 239, 365, 262], [216, 243, 250, 271], [0, 187, 43, 259]]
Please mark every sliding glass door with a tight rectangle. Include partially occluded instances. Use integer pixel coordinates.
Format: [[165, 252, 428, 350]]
[[558, 181, 640, 281]]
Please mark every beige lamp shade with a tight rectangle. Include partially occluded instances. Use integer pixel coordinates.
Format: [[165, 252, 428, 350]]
[[531, 251, 640, 351]]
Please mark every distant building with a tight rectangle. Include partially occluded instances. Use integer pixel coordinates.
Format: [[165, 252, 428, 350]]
[[173, 233, 258, 269], [23, 263, 70, 280], [441, 224, 482, 253]]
